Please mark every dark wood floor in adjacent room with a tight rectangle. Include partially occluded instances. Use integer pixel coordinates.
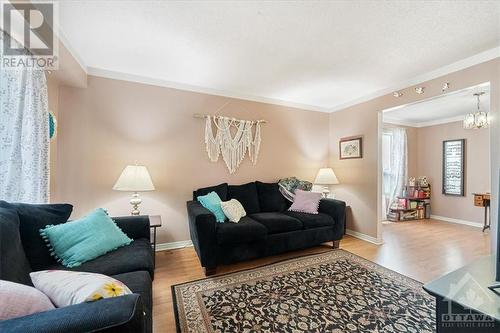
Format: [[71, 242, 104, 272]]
[[152, 219, 491, 332]]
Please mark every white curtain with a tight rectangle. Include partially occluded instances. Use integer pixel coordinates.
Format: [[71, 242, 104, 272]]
[[0, 32, 50, 203], [382, 127, 407, 218]]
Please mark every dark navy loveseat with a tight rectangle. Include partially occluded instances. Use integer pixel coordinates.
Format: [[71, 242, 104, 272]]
[[0, 201, 154, 333], [187, 181, 346, 276]]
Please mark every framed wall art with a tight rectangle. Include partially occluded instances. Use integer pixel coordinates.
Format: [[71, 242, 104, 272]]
[[339, 136, 363, 159], [442, 139, 465, 196]]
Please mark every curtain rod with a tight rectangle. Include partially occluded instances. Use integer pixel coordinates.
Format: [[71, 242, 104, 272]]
[[193, 113, 267, 124]]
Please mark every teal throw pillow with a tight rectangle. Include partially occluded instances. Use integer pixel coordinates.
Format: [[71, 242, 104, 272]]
[[197, 191, 226, 223], [40, 208, 132, 268]]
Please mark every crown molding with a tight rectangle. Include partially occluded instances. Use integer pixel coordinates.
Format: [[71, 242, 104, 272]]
[[56, 38, 498, 114], [87, 67, 330, 113], [56, 30, 88, 74], [328, 47, 500, 113], [384, 115, 465, 128]]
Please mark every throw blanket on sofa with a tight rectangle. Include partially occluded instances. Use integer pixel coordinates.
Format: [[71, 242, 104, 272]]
[[278, 177, 313, 202]]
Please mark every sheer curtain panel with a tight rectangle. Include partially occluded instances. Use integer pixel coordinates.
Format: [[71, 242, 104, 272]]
[[382, 127, 407, 218], [0, 31, 50, 203]]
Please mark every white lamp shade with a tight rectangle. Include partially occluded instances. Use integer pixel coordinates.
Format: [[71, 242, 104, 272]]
[[113, 165, 155, 192], [314, 168, 339, 185]]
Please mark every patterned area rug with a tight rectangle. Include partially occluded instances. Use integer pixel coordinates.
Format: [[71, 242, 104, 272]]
[[172, 250, 435, 332]]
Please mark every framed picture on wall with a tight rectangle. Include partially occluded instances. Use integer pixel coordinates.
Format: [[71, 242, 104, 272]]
[[339, 136, 363, 159], [442, 139, 465, 196]]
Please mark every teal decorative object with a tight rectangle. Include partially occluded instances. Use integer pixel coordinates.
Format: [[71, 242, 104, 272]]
[[197, 191, 226, 223], [40, 208, 132, 268], [49, 111, 57, 140]]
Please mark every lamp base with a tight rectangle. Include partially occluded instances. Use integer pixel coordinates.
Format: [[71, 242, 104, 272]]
[[321, 186, 335, 199], [130, 192, 142, 216]]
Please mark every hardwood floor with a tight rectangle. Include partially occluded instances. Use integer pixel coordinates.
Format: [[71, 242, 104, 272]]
[[152, 218, 491, 332]]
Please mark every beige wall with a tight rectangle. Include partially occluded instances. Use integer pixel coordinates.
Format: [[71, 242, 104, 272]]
[[48, 51, 499, 250], [385, 121, 490, 225], [52, 76, 330, 243], [330, 58, 500, 245], [47, 38, 87, 200], [417, 121, 490, 224]]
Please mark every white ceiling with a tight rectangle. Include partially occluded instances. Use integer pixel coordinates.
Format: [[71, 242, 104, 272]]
[[384, 83, 491, 127], [58, 1, 500, 112]]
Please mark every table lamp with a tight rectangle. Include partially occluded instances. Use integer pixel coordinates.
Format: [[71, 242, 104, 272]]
[[314, 167, 339, 198], [113, 165, 155, 215]]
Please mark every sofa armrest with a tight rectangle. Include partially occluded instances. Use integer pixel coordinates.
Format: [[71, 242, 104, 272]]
[[0, 294, 144, 333], [187, 201, 217, 269], [318, 198, 346, 239], [113, 216, 150, 241]]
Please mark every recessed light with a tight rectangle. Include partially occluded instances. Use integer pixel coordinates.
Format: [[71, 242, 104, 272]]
[[393, 91, 403, 97], [442, 82, 450, 92], [415, 87, 425, 94]]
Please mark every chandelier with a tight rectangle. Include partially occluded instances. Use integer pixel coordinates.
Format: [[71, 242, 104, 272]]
[[463, 92, 488, 129]]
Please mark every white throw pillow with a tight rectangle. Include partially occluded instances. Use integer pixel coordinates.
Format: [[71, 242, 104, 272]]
[[30, 270, 132, 308], [0, 280, 55, 320], [220, 199, 246, 223]]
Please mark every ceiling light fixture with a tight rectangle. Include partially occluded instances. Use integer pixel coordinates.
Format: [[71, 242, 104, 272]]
[[463, 92, 488, 129], [415, 87, 425, 94], [442, 82, 450, 92], [393, 91, 403, 97]]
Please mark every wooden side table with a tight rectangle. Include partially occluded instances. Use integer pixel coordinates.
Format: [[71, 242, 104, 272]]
[[473, 193, 491, 232], [149, 215, 162, 266]]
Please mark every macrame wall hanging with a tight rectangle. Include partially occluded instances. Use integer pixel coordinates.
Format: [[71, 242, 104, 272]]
[[194, 108, 265, 174]]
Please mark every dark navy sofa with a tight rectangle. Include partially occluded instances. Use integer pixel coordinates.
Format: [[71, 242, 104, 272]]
[[187, 181, 346, 276], [0, 201, 153, 333]]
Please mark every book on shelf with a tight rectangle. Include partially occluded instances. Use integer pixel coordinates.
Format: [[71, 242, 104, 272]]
[[400, 210, 418, 220], [388, 181, 432, 221]]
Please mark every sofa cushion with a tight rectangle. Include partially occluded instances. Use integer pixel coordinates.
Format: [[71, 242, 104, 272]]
[[197, 192, 226, 223], [216, 217, 267, 245], [193, 183, 228, 201], [112, 270, 152, 333], [220, 199, 246, 223], [30, 270, 133, 308], [250, 212, 303, 234], [45, 238, 154, 279], [255, 181, 287, 212], [40, 208, 133, 268], [0, 280, 55, 320], [284, 211, 335, 229], [0, 201, 73, 271], [288, 189, 322, 214], [228, 182, 260, 214], [0, 207, 32, 285]]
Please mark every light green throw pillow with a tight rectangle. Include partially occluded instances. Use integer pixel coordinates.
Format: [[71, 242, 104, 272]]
[[40, 208, 132, 268]]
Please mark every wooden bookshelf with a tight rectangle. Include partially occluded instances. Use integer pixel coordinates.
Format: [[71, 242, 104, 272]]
[[387, 185, 431, 222]]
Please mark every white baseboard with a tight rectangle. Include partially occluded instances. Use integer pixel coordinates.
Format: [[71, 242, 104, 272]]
[[156, 231, 386, 251], [156, 240, 193, 252], [346, 229, 384, 245], [431, 215, 482, 228]]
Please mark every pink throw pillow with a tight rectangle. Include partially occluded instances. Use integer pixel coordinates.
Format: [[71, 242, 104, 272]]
[[288, 189, 322, 214], [0, 280, 55, 320]]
